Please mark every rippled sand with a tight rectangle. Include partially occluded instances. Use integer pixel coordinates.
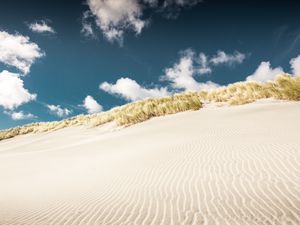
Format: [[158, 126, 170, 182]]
[[0, 100, 300, 225]]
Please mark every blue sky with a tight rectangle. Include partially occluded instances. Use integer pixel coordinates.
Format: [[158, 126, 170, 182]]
[[0, 0, 300, 129]]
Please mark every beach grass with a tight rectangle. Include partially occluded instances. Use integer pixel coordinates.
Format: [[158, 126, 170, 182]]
[[1, 74, 299, 141]]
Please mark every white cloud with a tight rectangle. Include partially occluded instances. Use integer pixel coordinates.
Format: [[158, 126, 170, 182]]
[[83, 95, 103, 114], [100, 77, 170, 101], [290, 55, 300, 75], [210, 51, 246, 66], [86, 0, 145, 44], [4, 111, 36, 120], [162, 50, 219, 91], [163, 50, 199, 90], [0, 31, 44, 74], [173, 50, 246, 76], [0, 70, 37, 110], [86, 0, 202, 44], [246, 61, 284, 82], [47, 104, 72, 117], [28, 20, 55, 34], [99, 49, 247, 101]]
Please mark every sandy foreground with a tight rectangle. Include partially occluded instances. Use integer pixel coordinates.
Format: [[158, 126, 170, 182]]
[[0, 100, 300, 225]]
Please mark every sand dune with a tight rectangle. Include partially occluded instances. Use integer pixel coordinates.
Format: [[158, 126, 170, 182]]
[[0, 100, 300, 225]]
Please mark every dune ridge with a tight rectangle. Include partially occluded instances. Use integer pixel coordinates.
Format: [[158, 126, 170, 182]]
[[1, 74, 300, 141], [0, 100, 300, 224]]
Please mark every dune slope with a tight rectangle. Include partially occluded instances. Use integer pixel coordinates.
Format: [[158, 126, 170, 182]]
[[0, 100, 300, 225]]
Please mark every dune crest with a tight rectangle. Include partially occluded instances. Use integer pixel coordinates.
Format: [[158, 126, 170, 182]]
[[1, 74, 300, 141]]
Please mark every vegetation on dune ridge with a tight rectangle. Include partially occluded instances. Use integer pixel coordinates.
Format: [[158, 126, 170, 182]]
[[1, 74, 300, 141], [200, 74, 300, 105]]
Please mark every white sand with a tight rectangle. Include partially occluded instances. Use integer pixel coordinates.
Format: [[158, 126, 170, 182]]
[[0, 100, 300, 225]]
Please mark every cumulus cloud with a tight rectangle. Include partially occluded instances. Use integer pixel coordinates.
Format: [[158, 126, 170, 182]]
[[100, 77, 170, 101], [0, 31, 44, 74], [210, 51, 246, 66], [190, 50, 246, 75], [28, 20, 55, 34], [4, 111, 36, 120], [163, 50, 200, 90], [161, 50, 219, 91], [99, 49, 247, 101], [100, 49, 247, 101], [83, 95, 103, 114], [290, 55, 300, 75], [246, 61, 284, 82], [86, 0, 202, 44], [86, 0, 145, 44], [0, 70, 37, 110], [47, 104, 72, 117]]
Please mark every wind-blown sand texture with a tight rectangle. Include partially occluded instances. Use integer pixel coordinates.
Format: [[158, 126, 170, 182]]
[[0, 100, 300, 225]]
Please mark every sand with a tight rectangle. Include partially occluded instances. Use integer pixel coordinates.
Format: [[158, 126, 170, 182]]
[[0, 100, 300, 225]]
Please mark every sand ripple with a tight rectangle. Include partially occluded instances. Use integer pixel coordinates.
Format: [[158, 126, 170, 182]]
[[0, 101, 300, 224]]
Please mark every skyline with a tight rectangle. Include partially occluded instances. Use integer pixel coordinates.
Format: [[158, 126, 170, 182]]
[[0, 0, 300, 129]]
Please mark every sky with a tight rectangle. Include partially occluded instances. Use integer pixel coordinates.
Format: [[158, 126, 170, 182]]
[[0, 0, 300, 129]]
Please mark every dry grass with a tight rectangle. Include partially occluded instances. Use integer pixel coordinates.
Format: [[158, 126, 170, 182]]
[[1, 74, 299, 141], [199, 74, 300, 105], [0, 92, 202, 141]]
